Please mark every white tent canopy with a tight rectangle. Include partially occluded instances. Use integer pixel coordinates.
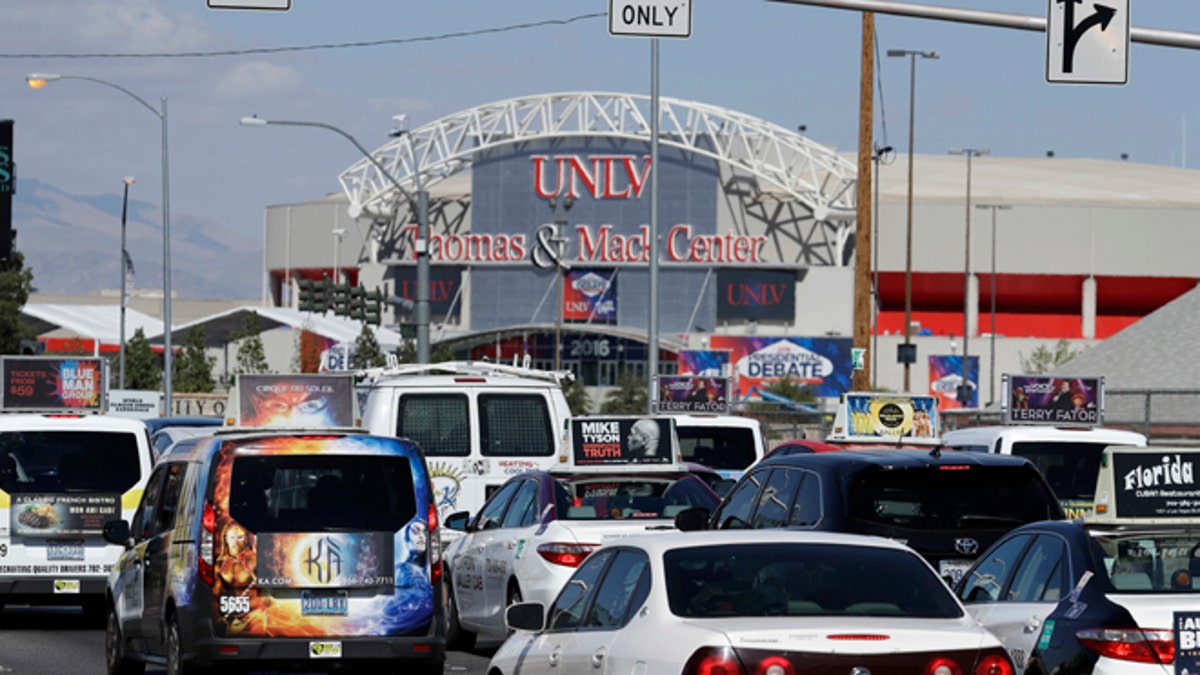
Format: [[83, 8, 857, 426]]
[[22, 303, 163, 344], [149, 305, 404, 352]]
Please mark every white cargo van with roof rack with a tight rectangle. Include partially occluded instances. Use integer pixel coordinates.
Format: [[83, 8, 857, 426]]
[[358, 359, 574, 539]]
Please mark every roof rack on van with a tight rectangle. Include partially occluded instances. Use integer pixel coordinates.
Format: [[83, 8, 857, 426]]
[[356, 356, 575, 388]]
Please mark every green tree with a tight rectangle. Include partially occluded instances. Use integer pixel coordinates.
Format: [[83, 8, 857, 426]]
[[1019, 339, 1083, 374], [0, 251, 36, 354], [122, 327, 161, 390], [600, 370, 648, 414], [353, 324, 387, 369], [564, 378, 592, 415], [432, 343, 455, 363], [232, 313, 272, 375], [174, 326, 216, 393]]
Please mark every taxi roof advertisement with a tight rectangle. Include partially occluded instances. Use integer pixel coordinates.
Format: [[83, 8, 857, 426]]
[[0, 356, 106, 412], [237, 373, 356, 428], [1111, 450, 1200, 519], [841, 393, 940, 441], [1002, 374, 1104, 426], [572, 417, 673, 466]]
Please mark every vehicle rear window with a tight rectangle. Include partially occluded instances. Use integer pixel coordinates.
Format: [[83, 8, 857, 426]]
[[398, 394, 470, 457], [556, 475, 718, 520], [1096, 532, 1200, 594], [0, 431, 141, 493], [228, 454, 417, 533], [665, 543, 963, 619], [1010, 441, 1115, 502], [676, 426, 758, 472], [479, 394, 554, 457], [846, 466, 1060, 532]]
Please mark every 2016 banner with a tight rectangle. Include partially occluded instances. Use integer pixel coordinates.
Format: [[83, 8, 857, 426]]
[[563, 268, 617, 323]]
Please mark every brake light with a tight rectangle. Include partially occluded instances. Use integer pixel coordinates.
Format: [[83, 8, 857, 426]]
[[683, 647, 744, 675], [454, 377, 486, 383], [198, 501, 215, 586], [428, 502, 442, 586], [755, 656, 794, 675], [973, 650, 1015, 675], [938, 465, 971, 471], [535, 542, 599, 567], [827, 634, 889, 640], [1077, 627, 1174, 664], [924, 657, 963, 675]]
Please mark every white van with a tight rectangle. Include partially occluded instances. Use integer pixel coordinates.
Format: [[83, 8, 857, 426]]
[[0, 413, 154, 619], [941, 425, 1147, 519], [670, 414, 765, 480], [359, 360, 574, 538]]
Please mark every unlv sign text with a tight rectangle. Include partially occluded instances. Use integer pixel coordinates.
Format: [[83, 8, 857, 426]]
[[532, 154, 651, 200]]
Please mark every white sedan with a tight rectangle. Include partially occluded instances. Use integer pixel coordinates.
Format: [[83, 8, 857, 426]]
[[490, 529, 1016, 675]]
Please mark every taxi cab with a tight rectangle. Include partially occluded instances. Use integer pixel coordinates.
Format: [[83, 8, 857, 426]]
[[955, 445, 1200, 674], [441, 416, 720, 649]]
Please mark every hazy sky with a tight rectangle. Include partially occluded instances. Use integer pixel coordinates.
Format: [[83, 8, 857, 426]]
[[3, 0, 1199, 240]]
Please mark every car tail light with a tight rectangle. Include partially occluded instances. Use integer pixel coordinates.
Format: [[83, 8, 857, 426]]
[[682, 647, 745, 675], [827, 634, 889, 640], [973, 648, 1015, 675], [754, 656, 794, 675], [428, 502, 442, 586], [199, 501, 215, 586], [1077, 627, 1174, 664], [536, 542, 599, 567], [924, 657, 963, 675]]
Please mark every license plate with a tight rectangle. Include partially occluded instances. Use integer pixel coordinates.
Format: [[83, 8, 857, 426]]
[[309, 641, 342, 658], [939, 559, 973, 585], [48, 540, 84, 561], [301, 590, 349, 616]]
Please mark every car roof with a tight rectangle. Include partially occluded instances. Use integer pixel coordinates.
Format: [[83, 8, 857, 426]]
[[0, 413, 150, 432], [941, 425, 1146, 445], [755, 446, 1036, 470], [601, 528, 918, 557], [670, 415, 761, 429], [142, 416, 225, 433]]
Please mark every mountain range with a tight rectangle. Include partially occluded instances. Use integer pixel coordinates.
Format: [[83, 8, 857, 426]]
[[12, 178, 261, 300]]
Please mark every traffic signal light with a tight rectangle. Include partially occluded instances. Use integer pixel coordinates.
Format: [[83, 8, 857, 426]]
[[349, 285, 367, 321], [312, 279, 330, 312], [297, 278, 316, 312], [332, 283, 352, 316], [364, 287, 383, 326]]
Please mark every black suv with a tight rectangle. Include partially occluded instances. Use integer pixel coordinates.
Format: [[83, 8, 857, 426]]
[[680, 448, 1065, 585]]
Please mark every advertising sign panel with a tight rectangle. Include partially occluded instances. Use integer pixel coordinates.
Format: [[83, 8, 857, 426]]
[[572, 417, 673, 466], [708, 336, 852, 399], [255, 532, 394, 589], [716, 269, 796, 321], [107, 389, 163, 419], [564, 268, 617, 323], [928, 355, 980, 410], [389, 266, 462, 319], [236, 374, 356, 429], [0, 356, 106, 412], [677, 349, 730, 377], [838, 393, 940, 441], [12, 494, 121, 539], [1111, 451, 1200, 519], [1002, 374, 1103, 426], [1176, 611, 1200, 672], [655, 376, 728, 413]]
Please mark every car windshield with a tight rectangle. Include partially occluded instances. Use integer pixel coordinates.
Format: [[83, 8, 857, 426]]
[[665, 542, 964, 619], [1094, 531, 1200, 594], [0, 430, 141, 493], [846, 465, 1060, 532], [676, 427, 757, 473], [556, 474, 718, 520], [228, 454, 417, 533]]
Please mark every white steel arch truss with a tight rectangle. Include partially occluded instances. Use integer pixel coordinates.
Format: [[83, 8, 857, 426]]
[[339, 91, 859, 266]]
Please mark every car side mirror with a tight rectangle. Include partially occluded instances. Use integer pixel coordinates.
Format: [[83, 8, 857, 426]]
[[102, 519, 131, 548], [505, 601, 546, 632], [444, 511, 471, 532], [674, 507, 710, 532]]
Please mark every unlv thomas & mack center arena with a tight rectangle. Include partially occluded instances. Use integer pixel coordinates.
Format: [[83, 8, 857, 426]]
[[259, 91, 1200, 413]]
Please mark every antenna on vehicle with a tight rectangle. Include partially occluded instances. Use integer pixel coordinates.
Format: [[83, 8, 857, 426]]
[[929, 445, 942, 459]]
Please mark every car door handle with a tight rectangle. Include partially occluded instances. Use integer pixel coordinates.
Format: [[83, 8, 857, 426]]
[[592, 646, 607, 669], [505, 539, 518, 550], [549, 646, 562, 668], [1024, 616, 1042, 633]]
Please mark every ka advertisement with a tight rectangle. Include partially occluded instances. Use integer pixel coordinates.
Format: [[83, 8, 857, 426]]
[[1111, 451, 1200, 519], [0, 357, 106, 412], [563, 268, 617, 323], [708, 336, 852, 399], [12, 494, 121, 539], [656, 376, 729, 413], [1003, 375, 1103, 426], [842, 393, 940, 441], [572, 417, 673, 466], [928, 355, 979, 410], [237, 374, 356, 428], [677, 349, 730, 377]]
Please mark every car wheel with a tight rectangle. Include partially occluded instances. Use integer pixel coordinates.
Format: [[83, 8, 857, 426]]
[[166, 615, 208, 675], [445, 583, 477, 651], [106, 604, 145, 675]]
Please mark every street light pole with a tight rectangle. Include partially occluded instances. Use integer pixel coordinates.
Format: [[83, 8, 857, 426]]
[[240, 116, 431, 363], [977, 203, 1011, 406], [949, 147, 990, 406], [119, 177, 135, 390], [547, 197, 573, 372], [886, 50, 938, 392], [871, 144, 893, 391], [332, 228, 346, 284], [28, 73, 173, 412]]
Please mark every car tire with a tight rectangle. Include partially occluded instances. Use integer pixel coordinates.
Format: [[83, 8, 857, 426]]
[[166, 615, 208, 675], [445, 583, 477, 651], [106, 604, 145, 675]]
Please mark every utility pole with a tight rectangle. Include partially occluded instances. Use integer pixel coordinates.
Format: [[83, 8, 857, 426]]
[[852, 11, 875, 392]]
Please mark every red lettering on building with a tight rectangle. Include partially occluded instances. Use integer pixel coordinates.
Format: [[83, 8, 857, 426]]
[[666, 225, 765, 263], [726, 283, 788, 306], [532, 155, 651, 200]]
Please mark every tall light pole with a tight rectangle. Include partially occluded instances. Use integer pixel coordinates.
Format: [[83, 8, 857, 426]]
[[119, 177, 135, 390], [241, 116, 431, 363], [871, 144, 893, 391], [886, 50, 937, 392], [546, 197, 573, 372], [949, 147, 989, 407], [332, 228, 346, 284], [976, 203, 1011, 406], [28, 73, 173, 412]]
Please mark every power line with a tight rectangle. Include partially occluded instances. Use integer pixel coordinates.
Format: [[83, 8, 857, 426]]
[[0, 12, 605, 59]]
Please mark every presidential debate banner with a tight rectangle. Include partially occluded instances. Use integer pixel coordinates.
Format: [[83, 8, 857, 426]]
[[716, 269, 796, 321], [677, 349, 731, 377], [929, 355, 980, 410], [563, 268, 617, 323], [708, 336, 852, 399], [1002, 374, 1103, 426]]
